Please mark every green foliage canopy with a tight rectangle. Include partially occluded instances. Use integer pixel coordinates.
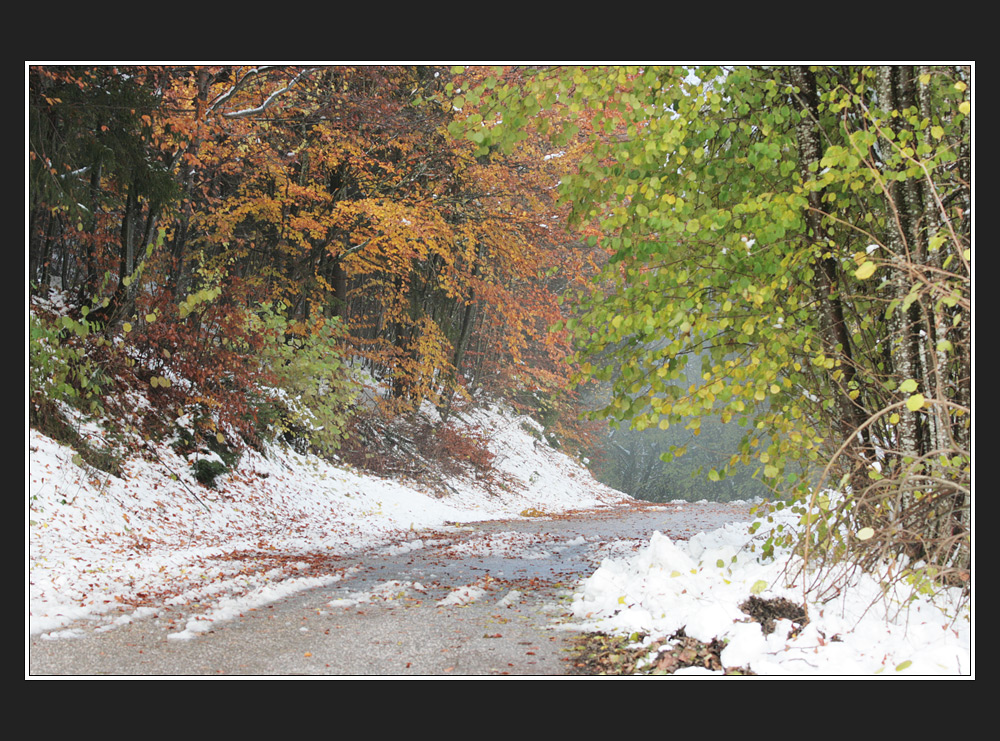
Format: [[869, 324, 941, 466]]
[[453, 65, 971, 569]]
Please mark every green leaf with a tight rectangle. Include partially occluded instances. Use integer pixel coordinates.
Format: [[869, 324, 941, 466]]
[[750, 580, 768, 595]]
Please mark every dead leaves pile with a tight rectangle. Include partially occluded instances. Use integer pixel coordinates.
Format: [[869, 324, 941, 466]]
[[568, 596, 813, 675], [738, 595, 809, 636], [567, 629, 754, 676]]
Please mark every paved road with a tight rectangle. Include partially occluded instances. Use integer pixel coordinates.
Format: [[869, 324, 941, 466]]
[[28, 502, 751, 676]]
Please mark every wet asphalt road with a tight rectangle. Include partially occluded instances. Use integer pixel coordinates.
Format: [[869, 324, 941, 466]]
[[28, 502, 751, 676]]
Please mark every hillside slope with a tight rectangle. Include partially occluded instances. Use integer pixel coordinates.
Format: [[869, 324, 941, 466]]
[[28, 405, 629, 637]]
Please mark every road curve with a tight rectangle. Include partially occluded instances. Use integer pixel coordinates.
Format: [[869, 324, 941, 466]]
[[28, 501, 752, 676]]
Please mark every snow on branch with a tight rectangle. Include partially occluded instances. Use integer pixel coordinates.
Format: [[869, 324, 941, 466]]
[[208, 66, 316, 119]]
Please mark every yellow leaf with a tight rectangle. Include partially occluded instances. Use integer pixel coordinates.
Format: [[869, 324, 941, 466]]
[[855, 261, 877, 280], [906, 393, 925, 412]]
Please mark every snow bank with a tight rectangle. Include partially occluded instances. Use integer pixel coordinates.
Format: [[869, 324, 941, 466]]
[[567, 510, 971, 675]]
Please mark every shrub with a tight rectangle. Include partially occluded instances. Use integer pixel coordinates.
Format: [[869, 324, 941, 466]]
[[29, 309, 107, 418], [192, 458, 229, 488], [252, 303, 357, 459]]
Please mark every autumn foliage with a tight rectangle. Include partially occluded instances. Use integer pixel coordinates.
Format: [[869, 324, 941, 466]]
[[28, 65, 596, 473]]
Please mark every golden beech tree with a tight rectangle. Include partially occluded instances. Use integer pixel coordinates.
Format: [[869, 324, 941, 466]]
[[186, 66, 590, 409]]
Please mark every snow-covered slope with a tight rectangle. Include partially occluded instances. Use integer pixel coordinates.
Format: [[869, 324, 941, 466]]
[[28, 404, 628, 637]]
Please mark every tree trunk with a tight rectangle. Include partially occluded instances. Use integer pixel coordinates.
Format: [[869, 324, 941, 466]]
[[876, 66, 929, 465], [788, 66, 869, 465]]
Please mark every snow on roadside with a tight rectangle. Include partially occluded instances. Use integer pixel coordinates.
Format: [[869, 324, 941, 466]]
[[566, 511, 972, 675], [28, 405, 627, 638]]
